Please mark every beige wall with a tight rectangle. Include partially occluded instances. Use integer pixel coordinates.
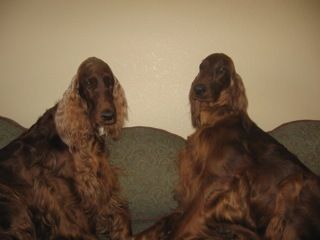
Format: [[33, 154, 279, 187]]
[[1, 0, 319, 138]]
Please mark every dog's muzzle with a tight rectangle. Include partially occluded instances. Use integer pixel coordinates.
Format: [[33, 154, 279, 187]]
[[101, 109, 116, 124], [193, 84, 206, 97]]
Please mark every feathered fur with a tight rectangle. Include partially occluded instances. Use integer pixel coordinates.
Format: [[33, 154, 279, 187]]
[[0, 57, 131, 239], [135, 53, 320, 240]]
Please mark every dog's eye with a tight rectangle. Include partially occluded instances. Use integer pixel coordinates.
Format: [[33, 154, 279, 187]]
[[103, 76, 114, 88], [216, 67, 226, 74], [86, 77, 97, 89]]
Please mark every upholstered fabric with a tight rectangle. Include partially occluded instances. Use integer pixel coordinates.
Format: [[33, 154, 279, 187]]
[[269, 120, 320, 175], [0, 116, 25, 148], [1, 116, 319, 234], [107, 127, 185, 234]]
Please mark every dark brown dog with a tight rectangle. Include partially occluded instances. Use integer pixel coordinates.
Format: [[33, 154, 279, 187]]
[[0, 57, 131, 240], [136, 53, 320, 240]]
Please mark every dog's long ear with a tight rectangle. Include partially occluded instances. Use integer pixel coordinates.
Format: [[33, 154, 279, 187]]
[[189, 89, 201, 128], [106, 76, 128, 140], [55, 74, 92, 149], [230, 73, 248, 113]]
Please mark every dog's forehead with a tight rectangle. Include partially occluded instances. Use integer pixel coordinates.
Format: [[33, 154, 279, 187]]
[[202, 54, 233, 68], [78, 57, 112, 76]]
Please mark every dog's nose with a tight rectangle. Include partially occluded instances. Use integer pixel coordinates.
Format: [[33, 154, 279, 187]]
[[101, 110, 115, 121], [193, 84, 206, 96]]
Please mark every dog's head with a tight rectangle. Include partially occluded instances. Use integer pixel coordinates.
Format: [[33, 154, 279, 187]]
[[189, 53, 247, 128], [55, 57, 127, 146], [75, 57, 127, 139]]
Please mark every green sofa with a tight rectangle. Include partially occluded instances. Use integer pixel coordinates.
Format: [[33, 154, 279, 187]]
[[0, 116, 319, 234]]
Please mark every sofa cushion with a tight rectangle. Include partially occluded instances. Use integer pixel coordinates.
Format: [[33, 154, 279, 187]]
[[107, 126, 185, 234], [269, 120, 320, 175]]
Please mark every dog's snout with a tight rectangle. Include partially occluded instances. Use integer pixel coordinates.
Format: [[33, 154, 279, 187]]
[[101, 110, 115, 121], [193, 84, 206, 96]]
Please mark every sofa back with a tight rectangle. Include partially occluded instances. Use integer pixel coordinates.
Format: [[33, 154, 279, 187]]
[[107, 127, 185, 233], [1, 116, 319, 234], [0, 116, 26, 148], [269, 120, 320, 175]]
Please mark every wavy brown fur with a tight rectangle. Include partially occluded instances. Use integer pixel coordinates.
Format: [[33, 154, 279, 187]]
[[175, 53, 320, 239], [0, 57, 131, 239], [136, 53, 320, 240]]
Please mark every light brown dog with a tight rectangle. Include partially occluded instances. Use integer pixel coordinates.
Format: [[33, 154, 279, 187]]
[[0, 57, 131, 239]]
